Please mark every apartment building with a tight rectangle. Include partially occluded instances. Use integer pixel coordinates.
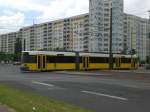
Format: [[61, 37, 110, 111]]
[[0, 34, 7, 53], [21, 23, 53, 51], [0, 36, 1, 52], [89, 0, 124, 53], [146, 36, 150, 59], [21, 14, 89, 52], [0, 32, 18, 54], [124, 14, 148, 61], [89, 0, 104, 52], [146, 20, 150, 59]]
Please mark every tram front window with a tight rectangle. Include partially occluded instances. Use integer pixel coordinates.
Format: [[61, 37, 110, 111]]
[[21, 53, 37, 63]]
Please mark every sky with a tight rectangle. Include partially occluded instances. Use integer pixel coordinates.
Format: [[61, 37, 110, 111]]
[[0, 0, 149, 34]]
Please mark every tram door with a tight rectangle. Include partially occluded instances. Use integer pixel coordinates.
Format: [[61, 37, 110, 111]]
[[116, 57, 121, 68], [82, 56, 89, 70], [37, 55, 46, 71]]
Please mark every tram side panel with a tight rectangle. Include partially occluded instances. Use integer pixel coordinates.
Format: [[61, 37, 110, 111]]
[[88, 57, 109, 70]]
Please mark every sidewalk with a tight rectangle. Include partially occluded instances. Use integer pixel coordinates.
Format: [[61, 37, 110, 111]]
[[55, 71, 111, 76], [103, 70, 150, 74]]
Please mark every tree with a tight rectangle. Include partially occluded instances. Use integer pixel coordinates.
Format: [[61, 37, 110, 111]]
[[15, 38, 22, 54], [14, 38, 22, 61], [0, 52, 5, 61], [146, 56, 150, 64], [0, 53, 14, 62], [129, 49, 136, 55], [121, 47, 128, 54]]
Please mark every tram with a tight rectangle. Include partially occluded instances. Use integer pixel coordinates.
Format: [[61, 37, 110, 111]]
[[20, 51, 138, 71]]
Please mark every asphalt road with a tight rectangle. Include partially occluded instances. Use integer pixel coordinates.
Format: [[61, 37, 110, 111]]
[[0, 64, 150, 112]]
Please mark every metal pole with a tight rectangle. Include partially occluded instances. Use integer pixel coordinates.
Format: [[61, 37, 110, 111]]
[[75, 51, 80, 71], [109, 8, 113, 70], [131, 28, 133, 70], [148, 10, 150, 67]]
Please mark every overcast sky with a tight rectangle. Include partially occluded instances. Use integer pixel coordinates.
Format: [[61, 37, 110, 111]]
[[0, 0, 149, 34]]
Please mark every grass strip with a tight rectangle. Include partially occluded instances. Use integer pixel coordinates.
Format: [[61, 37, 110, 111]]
[[0, 85, 93, 112]]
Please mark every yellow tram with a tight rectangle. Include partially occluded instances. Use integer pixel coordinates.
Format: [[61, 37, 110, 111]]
[[20, 51, 138, 71]]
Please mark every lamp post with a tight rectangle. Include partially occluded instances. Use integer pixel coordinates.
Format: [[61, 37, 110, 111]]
[[131, 28, 133, 69], [109, 8, 113, 70], [148, 10, 150, 67]]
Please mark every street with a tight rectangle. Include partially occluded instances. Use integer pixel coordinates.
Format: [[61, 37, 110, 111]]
[[0, 64, 150, 112]]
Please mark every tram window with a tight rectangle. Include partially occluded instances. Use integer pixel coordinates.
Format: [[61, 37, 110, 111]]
[[56, 56, 75, 63], [47, 56, 76, 63], [90, 57, 109, 63], [127, 58, 131, 63], [46, 56, 56, 63], [22, 55, 37, 63], [113, 58, 116, 63], [121, 58, 131, 63]]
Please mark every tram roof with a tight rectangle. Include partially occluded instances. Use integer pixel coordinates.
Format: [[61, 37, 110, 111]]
[[22, 51, 137, 58], [22, 51, 76, 56]]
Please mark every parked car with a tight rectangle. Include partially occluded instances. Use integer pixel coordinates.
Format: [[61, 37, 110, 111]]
[[13, 61, 21, 65]]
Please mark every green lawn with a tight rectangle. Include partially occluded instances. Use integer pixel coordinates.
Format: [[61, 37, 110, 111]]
[[0, 85, 93, 112]]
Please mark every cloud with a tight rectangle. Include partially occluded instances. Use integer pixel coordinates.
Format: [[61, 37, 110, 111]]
[[0, 12, 25, 34], [124, 0, 150, 18], [37, 0, 89, 23], [0, 0, 149, 21], [0, 0, 45, 12], [0, 0, 89, 23], [0, 0, 149, 34]]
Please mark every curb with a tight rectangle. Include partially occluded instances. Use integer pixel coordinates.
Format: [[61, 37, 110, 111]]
[[54, 71, 110, 76]]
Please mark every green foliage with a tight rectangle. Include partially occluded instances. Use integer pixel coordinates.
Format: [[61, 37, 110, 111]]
[[0, 53, 21, 62], [0, 53, 5, 61], [121, 47, 128, 54], [146, 56, 150, 64], [0, 53, 12, 61], [13, 53, 21, 61], [14, 38, 22, 54], [129, 49, 136, 55]]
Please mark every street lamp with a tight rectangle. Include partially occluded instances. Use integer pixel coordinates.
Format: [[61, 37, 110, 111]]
[[131, 28, 133, 69], [148, 10, 150, 67], [109, 8, 113, 70]]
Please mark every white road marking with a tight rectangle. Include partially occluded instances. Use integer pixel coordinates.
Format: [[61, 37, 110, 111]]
[[32, 81, 55, 87], [81, 90, 128, 101]]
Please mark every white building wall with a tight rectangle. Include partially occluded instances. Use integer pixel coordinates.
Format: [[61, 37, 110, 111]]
[[71, 16, 85, 51], [52, 21, 64, 50], [35, 25, 44, 50]]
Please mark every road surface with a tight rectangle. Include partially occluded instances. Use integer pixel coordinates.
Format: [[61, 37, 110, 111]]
[[0, 64, 150, 112]]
